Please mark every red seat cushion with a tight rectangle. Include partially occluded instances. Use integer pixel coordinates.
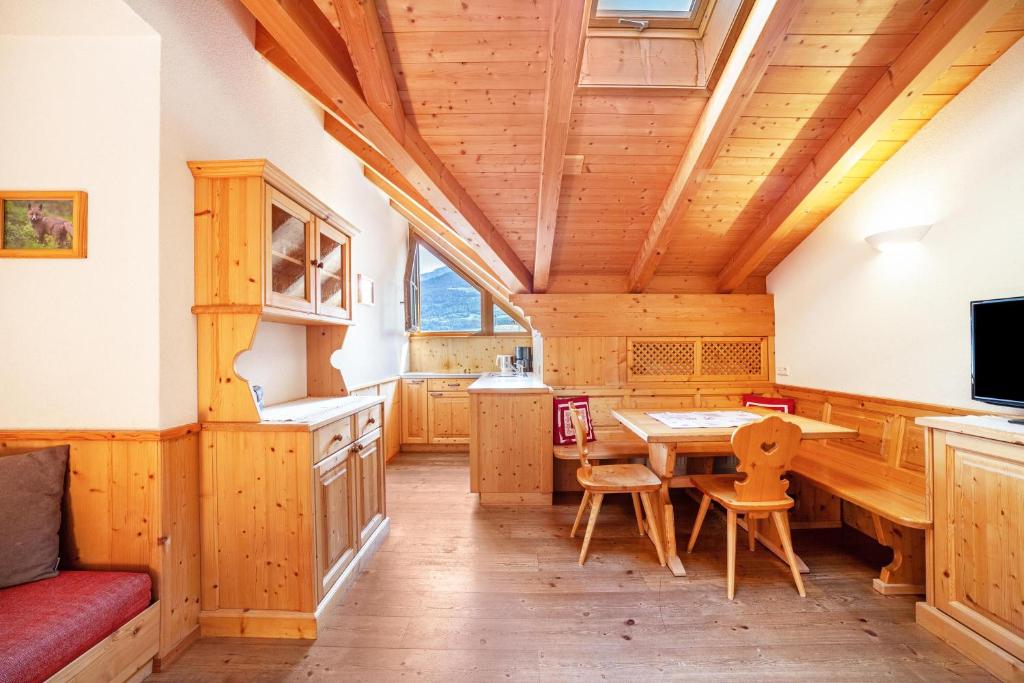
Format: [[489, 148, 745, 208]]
[[0, 571, 152, 683]]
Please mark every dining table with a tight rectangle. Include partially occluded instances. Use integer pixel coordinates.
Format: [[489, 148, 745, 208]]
[[611, 407, 859, 577]]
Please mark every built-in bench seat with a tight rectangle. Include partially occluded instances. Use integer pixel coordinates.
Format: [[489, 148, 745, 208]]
[[790, 459, 929, 529], [0, 571, 158, 683]]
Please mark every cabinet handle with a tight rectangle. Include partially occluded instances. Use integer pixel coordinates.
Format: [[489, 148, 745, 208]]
[[330, 434, 345, 443], [351, 443, 365, 453], [366, 417, 376, 425], [430, 392, 443, 398]]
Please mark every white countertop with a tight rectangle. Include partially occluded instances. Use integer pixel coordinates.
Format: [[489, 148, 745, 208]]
[[467, 372, 551, 394], [402, 372, 482, 378], [259, 395, 383, 429]]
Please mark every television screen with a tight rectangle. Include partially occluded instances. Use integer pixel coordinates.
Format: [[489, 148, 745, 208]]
[[972, 296, 1024, 408]]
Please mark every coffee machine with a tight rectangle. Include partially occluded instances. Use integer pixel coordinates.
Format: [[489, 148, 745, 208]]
[[514, 346, 533, 373]]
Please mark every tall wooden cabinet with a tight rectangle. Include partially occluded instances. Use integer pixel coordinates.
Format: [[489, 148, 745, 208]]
[[190, 160, 388, 640], [917, 416, 1024, 682]]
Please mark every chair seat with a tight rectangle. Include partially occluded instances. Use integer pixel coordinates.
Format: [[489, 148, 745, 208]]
[[554, 440, 648, 461], [577, 463, 662, 492], [690, 474, 794, 512]]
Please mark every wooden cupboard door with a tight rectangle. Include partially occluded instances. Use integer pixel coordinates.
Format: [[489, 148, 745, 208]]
[[313, 449, 357, 602], [933, 432, 1024, 661], [266, 187, 315, 314], [401, 379, 428, 444], [428, 393, 470, 444], [356, 433, 385, 545], [314, 220, 351, 320]]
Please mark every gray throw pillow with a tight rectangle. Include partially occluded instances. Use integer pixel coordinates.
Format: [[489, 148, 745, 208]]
[[0, 445, 69, 588]]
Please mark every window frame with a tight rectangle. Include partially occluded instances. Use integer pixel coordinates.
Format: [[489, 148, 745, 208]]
[[405, 236, 529, 337], [590, 0, 710, 30]]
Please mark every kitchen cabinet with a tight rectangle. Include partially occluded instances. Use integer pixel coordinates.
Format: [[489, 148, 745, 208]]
[[401, 377, 473, 447], [401, 379, 429, 444], [428, 392, 471, 443]]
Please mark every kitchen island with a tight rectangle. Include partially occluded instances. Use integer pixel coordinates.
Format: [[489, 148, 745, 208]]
[[467, 373, 553, 505]]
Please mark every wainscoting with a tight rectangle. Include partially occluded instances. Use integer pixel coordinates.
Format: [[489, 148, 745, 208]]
[[0, 425, 201, 668]]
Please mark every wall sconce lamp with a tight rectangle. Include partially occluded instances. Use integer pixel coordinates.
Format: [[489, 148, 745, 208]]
[[865, 224, 932, 252]]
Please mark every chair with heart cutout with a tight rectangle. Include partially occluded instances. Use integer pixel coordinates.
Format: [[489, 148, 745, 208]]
[[686, 415, 806, 600]]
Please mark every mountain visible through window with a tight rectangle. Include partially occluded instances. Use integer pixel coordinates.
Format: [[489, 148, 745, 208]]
[[417, 245, 482, 332]]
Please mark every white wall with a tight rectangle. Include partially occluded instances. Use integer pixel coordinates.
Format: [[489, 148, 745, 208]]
[[126, 0, 408, 424], [769, 40, 1024, 414], [0, 0, 408, 428], [0, 1, 161, 429]]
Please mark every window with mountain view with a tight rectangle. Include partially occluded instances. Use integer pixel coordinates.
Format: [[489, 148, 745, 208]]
[[417, 245, 482, 332], [406, 239, 528, 335]]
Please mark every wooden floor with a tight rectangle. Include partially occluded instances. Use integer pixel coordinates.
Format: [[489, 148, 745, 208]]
[[154, 453, 992, 682]]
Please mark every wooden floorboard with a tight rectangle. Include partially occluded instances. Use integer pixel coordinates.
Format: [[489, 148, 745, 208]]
[[152, 453, 993, 682]]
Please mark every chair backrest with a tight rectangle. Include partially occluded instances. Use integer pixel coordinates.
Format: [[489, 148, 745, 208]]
[[731, 415, 803, 503], [566, 402, 591, 469]]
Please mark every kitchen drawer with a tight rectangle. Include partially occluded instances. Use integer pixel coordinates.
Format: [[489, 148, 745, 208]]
[[355, 404, 382, 437], [313, 417, 354, 464], [427, 378, 474, 392]]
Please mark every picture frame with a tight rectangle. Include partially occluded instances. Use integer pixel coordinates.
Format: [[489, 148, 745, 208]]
[[357, 273, 375, 305], [0, 190, 88, 258]]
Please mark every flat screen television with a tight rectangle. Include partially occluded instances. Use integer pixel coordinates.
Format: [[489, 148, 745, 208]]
[[971, 296, 1024, 415]]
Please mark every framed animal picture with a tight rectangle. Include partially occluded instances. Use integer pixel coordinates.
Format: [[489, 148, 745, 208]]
[[0, 191, 87, 258]]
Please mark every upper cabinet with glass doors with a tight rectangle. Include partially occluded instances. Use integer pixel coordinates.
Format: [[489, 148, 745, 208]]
[[190, 159, 355, 325]]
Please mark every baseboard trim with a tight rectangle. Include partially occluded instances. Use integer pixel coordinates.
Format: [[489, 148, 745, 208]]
[[480, 492, 552, 506], [916, 603, 1024, 682]]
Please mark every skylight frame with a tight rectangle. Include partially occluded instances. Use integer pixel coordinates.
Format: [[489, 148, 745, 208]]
[[590, 0, 711, 30]]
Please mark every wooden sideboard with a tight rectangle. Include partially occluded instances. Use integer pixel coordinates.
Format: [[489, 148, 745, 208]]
[[190, 159, 388, 639], [199, 398, 387, 639], [916, 416, 1024, 683]]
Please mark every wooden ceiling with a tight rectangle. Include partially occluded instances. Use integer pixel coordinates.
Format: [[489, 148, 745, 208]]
[[244, 0, 1023, 295]]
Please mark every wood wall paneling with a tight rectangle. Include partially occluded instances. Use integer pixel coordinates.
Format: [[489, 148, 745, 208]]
[[408, 336, 532, 373], [0, 427, 202, 666]]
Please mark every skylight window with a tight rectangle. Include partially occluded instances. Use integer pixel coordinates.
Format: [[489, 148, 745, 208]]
[[591, 0, 706, 30], [596, 0, 696, 17]]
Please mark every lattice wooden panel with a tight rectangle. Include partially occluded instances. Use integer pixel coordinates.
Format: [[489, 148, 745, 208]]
[[627, 338, 697, 382], [700, 339, 764, 378]]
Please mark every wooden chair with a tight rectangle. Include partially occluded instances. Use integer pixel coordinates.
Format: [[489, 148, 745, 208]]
[[686, 415, 806, 600], [566, 403, 666, 566]]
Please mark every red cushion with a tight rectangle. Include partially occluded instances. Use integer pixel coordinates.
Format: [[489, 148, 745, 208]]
[[0, 571, 152, 683], [742, 393, 796, 414], [553, 396, 595, 445]]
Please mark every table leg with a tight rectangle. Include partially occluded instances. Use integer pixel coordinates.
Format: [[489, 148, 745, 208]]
[[648, 443, 685, 576]]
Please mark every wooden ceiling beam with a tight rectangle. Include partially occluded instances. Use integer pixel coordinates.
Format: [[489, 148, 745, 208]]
[[241, 0, 533, 293], [715, 0, 1015, 292], [626, 0, 803, 293], [327, 0, 406, 140], [533, 0, 593, 293]]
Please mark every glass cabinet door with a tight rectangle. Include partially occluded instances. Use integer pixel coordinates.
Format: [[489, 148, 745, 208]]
[[266, 187, 315, 313], [315, 221, 350, 319]]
